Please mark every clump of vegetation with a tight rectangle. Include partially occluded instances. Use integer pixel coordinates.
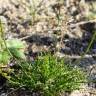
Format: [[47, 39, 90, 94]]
[[9, 54, 86, 96]]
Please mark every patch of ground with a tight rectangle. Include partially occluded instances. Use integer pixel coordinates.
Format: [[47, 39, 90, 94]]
[[0, 0, 96, 96]]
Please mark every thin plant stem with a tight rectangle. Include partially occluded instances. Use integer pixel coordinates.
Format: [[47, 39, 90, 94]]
[[74, 31, 96, 64]]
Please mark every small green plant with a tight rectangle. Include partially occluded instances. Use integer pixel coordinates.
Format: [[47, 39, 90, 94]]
[[0, 39, 26, 78], [9, 54, 86, 96], [29, 0, 37, 24], [0, 20, 26, 78]]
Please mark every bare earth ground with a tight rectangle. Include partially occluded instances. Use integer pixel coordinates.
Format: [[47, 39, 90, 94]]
[[0, 0, 96, 96]]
